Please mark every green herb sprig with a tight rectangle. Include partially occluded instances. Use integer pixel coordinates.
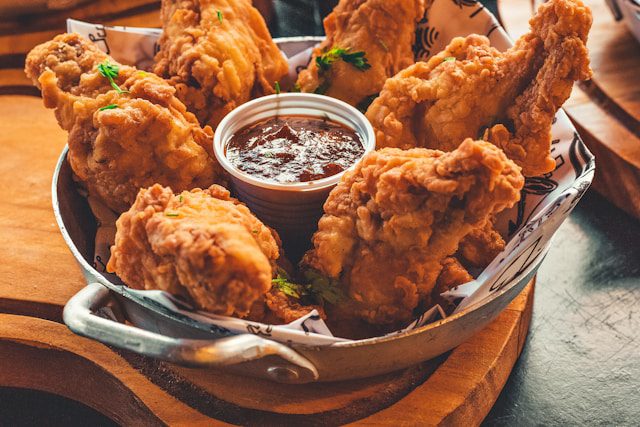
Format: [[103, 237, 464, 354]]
[[272, 272, 305, 299], [274, 81, 281, 94], [271, 268, 345, 305], [99, 104, 118, 111], [443, 56, 456, 62], [303, 269, 345, 305], [97, 60, 129, 94], [313, 47, 370, 96], [316, 47, 371, 72], [217, 10, 223, 23]]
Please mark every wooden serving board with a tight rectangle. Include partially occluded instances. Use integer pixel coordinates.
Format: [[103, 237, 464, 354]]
[[0, 94, 534, 425], [498, 0, 640, 220]]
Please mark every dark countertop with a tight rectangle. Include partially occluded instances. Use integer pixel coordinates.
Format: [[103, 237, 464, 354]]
[[484, 190, 640, 426], [2, 1, 639, 425]]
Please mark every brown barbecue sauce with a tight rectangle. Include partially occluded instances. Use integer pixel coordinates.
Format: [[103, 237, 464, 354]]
[[226, 115, 364, 184]]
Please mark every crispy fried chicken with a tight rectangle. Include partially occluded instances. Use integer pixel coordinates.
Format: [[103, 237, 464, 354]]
[[302, 139, 524, 325], [153, 0, 289, 128], [296, 0, 425, 108], [107, 184, 280, 317], [25, 33, 223, 213], [366, 0, 592, 176]]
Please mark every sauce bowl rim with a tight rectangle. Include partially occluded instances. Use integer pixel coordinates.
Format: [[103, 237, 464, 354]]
[[213, 93, 376, 192]]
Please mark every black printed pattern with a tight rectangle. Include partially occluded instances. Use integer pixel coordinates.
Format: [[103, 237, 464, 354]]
[[88, 25, 110, 54], [300, 314, 322, 334], [414, 22, 439, 59], [508, 176, 559, 235], [93, 255, 107, 272], [247, 324, 273, 337], [489, 236, 544, 293], [568, 132, 595, 177]]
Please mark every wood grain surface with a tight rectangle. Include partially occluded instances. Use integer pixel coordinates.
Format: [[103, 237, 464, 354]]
[[0, 94, 534, 425], [498, 0, 640, 220]]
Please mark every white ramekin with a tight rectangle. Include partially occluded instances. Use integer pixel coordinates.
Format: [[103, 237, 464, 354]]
[[213, 93, 375, 241]]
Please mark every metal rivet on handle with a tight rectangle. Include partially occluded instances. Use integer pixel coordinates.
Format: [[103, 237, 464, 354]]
[[267, 366, 299, 382]]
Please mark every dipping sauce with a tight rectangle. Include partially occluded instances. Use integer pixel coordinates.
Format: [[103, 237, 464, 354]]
[[225, 115, 365, 184]]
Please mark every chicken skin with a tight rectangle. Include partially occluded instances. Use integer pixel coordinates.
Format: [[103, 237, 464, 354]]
[[458, 218, 506, 268], [366, 0, 592, 177], [302, 139, 524, 325], [25, 33, 223, 213], [261, 288, 326, 324], [296, 0, 425, 108], [107, 184, 280, 317], [153, 0, 289, 128]]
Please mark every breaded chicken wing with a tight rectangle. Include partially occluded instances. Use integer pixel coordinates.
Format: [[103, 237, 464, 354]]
[[366, 0, 592, 176], [25, 33, 223, 213], [153, 0, 289, 128], [302, 139, 524, 325], [296, 0, 425, 108], [458, 218, 506, 268], [262, 288, 326, 324], [107, 184, 280, 317]]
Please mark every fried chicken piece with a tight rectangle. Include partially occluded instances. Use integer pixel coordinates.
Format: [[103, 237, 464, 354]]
[[302, 139, 524, 325], [458, 218, 506, 268], [107, 184, 280, 317], [246, 285, 326, 325], [430, 257, 473, 313], [434, 257, 473, 295], [296, 0, 425, 108], [263, 288, 326, 324], [25, 33, 223, 213], [153, 0, 289, 128], [366, 0, 592, 176]]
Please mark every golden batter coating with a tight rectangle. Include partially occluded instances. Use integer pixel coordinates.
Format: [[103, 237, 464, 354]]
[[25, 33, 223, 213], [108, 184, 280, 317]]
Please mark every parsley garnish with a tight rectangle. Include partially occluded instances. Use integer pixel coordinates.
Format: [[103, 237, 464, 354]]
[[178, 195, 183, 203], [316, 47, 371, 72], [97, 60, 129, 94], [313, 47, 370, 95], [274, 81, 281, 94], [271, 268, 345, 304], [217, 10, 223, 23], [165, 212, 180, 217], [272, 268, 306, 299], [99, 104, 118, 111], [443, 56, 456, 62], [292, 83, 301, 93], [303, 269, 345, 305]]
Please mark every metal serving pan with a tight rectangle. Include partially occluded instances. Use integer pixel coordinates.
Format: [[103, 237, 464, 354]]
[[54, 146, 542, 384], [51, 28, 592, 384]]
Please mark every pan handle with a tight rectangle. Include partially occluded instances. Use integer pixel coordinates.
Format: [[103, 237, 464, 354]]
[[63, 283, 319, 383]]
